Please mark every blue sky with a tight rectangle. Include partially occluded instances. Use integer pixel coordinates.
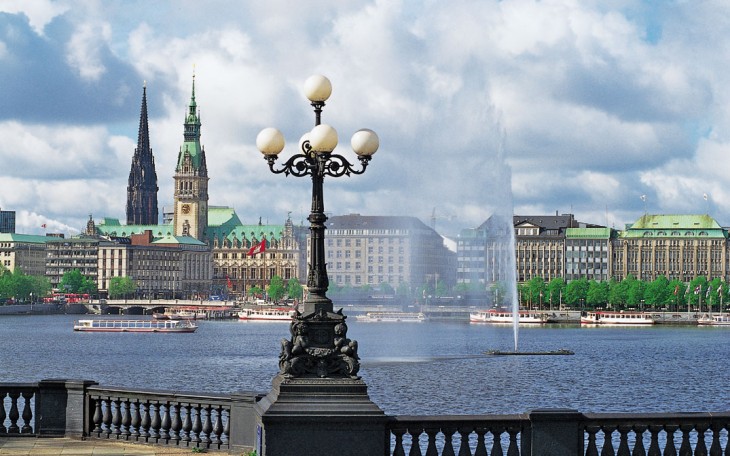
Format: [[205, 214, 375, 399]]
[[1, 0, 729, 237]]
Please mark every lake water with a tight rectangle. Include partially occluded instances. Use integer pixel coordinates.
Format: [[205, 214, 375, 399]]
[[1, 314, 728, 416]]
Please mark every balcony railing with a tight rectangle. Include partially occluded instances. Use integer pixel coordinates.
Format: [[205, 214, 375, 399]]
[[3, 380, 730, 455]]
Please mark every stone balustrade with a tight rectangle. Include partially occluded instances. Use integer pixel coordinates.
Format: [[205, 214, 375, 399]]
[[2, 380, 730, 455]]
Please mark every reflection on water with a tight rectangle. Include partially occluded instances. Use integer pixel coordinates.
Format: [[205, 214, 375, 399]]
[[1, 315, 729, 417]]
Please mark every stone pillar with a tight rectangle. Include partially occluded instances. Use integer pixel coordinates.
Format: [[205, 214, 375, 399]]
[[36, 379, 97, 438], [529, 409, 584, 456], [255, 375, 388, 456], [229, 391, 266, 452]]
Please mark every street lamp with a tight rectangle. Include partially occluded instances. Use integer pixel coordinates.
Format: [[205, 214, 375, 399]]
[[256, 75, 379, 379]]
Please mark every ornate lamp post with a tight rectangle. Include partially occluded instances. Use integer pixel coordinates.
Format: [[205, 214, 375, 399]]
[[256, 75, 378, 378], [252, 75, 385, 456]]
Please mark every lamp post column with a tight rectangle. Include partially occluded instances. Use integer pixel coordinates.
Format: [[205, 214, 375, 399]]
[[252, 75, 387, 456]]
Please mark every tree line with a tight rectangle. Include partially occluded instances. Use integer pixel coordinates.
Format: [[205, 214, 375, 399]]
[[516, 275, 727, 312]]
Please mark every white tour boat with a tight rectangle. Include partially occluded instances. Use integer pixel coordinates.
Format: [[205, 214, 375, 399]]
[[238, 307, 296, 321], [580, 311, 654, 325], [73, 319, 198, 333], [697, 314, 730, 326], [354, 312, 427, 322], [469, 309, 547, 324]]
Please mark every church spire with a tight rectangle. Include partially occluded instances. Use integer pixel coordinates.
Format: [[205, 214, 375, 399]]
[[126, 83, 159, 226]]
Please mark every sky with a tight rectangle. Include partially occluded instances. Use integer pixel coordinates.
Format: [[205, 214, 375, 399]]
[[1, 0, 729, 238]]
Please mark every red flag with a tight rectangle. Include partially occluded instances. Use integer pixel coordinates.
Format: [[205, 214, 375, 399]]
[[673, 285, 679, 296], [247, 239, 266, 256], [226, 276, 232, 289]]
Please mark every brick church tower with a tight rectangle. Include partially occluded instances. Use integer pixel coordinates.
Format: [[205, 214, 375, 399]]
[[126, 83, 159, 225]]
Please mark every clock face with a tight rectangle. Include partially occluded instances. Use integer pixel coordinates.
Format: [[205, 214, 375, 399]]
[[181, 204, 191, 214]]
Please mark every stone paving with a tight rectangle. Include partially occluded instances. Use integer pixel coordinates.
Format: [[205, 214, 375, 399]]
[[0, 438, 236, 456]]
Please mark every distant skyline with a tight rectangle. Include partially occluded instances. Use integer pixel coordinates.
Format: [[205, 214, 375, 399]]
[[1, 1, 729, 237]]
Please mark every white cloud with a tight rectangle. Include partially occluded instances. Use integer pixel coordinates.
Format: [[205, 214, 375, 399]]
[[0, 0, 69, 35]]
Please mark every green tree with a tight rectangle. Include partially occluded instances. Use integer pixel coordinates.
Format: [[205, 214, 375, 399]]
[[626, 279, 645, 308], [668, 279, 686, 311], [379, 282, 395, 295], [546, 278, 566, 309], [524, 277, 546, 309], [565, 278, 589, 307], [108, 277, 136, 299], [267, 275, 286, 302], [688, 276, 708, 310], [249, 286, 264, 299], [287, 278, 303, 301], [707, 278, 723, 313], [644, 275, 670, 309], [608, 278, 627, 309], [586, 280, 609, 307], [59, 269, 85, 293]]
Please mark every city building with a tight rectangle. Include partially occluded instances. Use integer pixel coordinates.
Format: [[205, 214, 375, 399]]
[[97, 230, 211, 299], [323, 214, 456, 291], [209, 212, 302, 298], [126, 84, 159, 226], [0, 233, 48, 276], [0, 209, 16, 233], [612, 214, 728, 282], [565, 227, 613, 282], [45, 236, 99, 291], [172, 74, 209, 241]]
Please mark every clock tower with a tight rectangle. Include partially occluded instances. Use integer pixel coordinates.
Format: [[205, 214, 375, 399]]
[[173, 74, 209, 240]]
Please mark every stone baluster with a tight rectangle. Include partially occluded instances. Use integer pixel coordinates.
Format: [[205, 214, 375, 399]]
[[201, 405, 213, 446], [455, 426, 471, 456], [678, 424, 693, 455], [222, 409, 229, 445], [584, 425, 600, 456], [694, 423, 709, 456], [7, 390, 20, 433], [149, 402, 161, 440], [91, 398, 103, 435], [632, 424, 647, 454], [440, 426, 456, 456], [181, 404, 192, 444], [130, 401, 141, 439], [424, 427, 439, 455], [601, 425, 616, 455], [170, 403, 181, 443], [139, 401, 151, 439], [160, 403, 171, 441], [647, 424, 663, 456], [391, 427, 406, 456], [662, 424, 678, 456], [102, 397, 112, 437], [0, 392, 6, 434], [490, 427, 503, 455], [112, 399, 122, 438], [409, 429, 423, 456], [121, 399, 132, 438], [506, 425, 520, 455], [191, 404, 203, 445], [709, 422, 723, 455], [473, 427, 488, 456], [211, 405, 223, 446], [20, 391, 33, 434], [616, 425, 631, 455]]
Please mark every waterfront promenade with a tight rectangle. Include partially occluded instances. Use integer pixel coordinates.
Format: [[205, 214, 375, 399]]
[[0, 437, 229, 455]]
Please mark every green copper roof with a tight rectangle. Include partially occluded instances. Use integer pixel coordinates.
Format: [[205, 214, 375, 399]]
[[176, 74, 204, 170], [566, 227, 612, 239], [208, 224, 285, 243], [0, 233, 48, 244], [622, 214, 726, 239], [208, 206, 242, 227], [95, 222, 173, 238], [152, 235, 206, 246]]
